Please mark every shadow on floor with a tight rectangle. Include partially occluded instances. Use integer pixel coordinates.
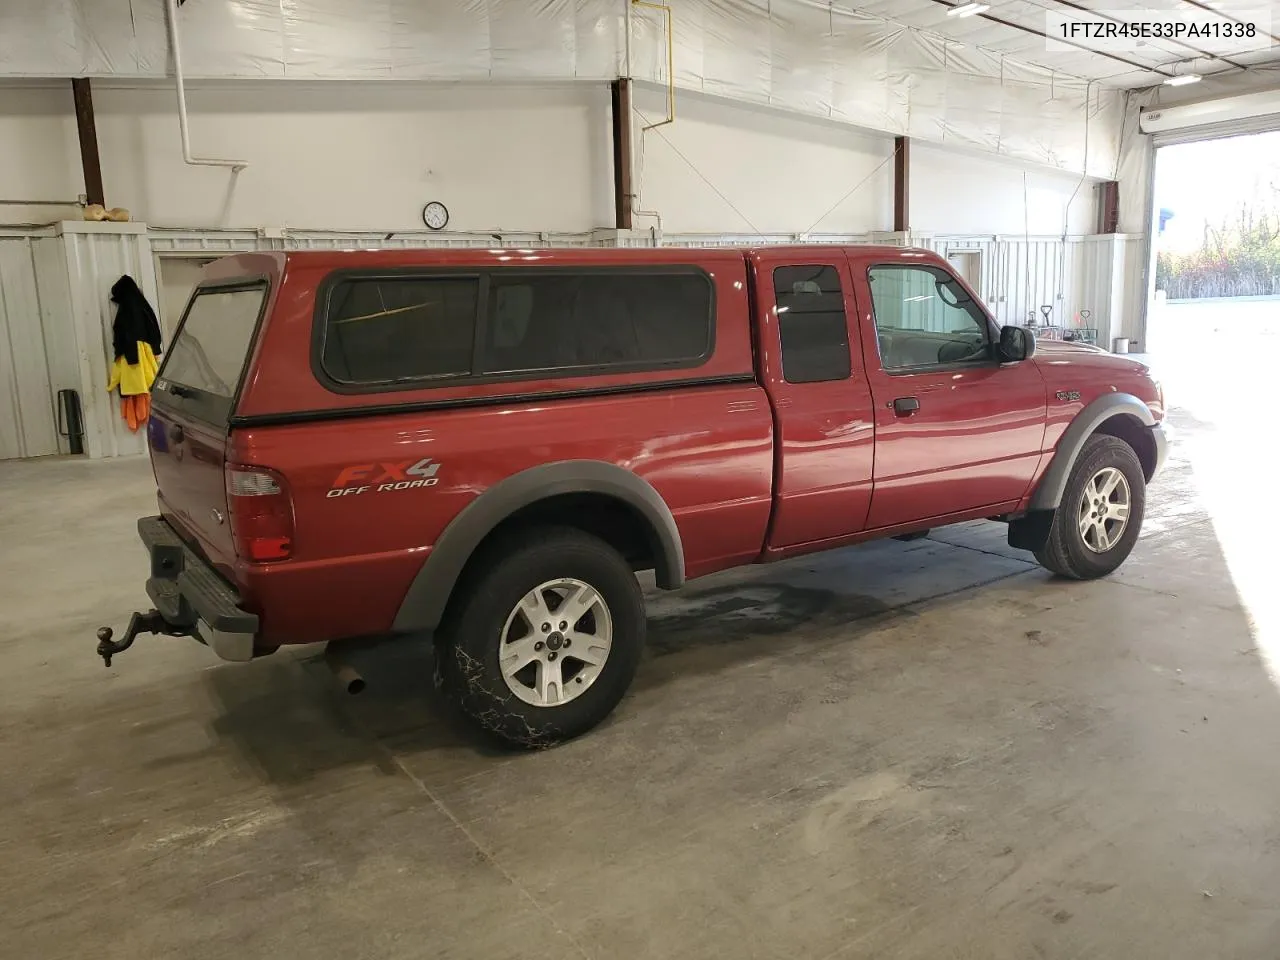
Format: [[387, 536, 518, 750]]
[[200, 534, 1028, 787], [198, 401, 1212, 790]]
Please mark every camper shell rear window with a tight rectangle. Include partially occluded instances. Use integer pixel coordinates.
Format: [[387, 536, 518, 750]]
[[155, 280, 269, 423]]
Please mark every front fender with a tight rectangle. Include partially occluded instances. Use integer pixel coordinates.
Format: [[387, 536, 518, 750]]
[[393, 460, 684, 635], [1028, 393, 1156, 511]]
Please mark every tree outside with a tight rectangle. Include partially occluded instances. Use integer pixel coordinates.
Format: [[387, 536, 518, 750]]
[[1152, 130, 1280, 301]]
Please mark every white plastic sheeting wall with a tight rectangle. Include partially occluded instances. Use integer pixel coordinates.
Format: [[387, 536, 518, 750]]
[[89, 82, 614, 232], [0, 0, 1122, 177], [911, 143, 1096, 237], [0, 85, 84, 223], [633, 1, 1121, 176], [631, 86, 892, 235], [0, 80, 1096, 238], [0, 82, 611, 233]]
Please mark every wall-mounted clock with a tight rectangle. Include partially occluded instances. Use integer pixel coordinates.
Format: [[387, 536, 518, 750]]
[[422, 201, 449, 230]]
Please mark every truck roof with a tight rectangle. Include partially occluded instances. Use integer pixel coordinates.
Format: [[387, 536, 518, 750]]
[[201, 244, 940, 282]]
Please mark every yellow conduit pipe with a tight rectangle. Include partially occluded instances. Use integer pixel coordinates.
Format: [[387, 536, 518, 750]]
[[632, 0, 674, 130]]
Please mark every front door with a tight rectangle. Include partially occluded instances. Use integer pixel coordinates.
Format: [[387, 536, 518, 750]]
[[854, 258, 1047, 530]]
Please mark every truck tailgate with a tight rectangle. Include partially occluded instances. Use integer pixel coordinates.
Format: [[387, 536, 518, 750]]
[[148, 280, 269, 574]]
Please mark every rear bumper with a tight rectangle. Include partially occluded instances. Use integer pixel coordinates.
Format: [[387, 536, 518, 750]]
[[139, 516, 259, 662]]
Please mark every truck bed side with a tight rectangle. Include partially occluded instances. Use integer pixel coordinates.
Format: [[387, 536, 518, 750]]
[[229, 250, 775, 646]]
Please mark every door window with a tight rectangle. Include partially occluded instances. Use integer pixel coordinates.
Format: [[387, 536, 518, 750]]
[[868, 265, 991, 371], [773, 265, 851, 384]]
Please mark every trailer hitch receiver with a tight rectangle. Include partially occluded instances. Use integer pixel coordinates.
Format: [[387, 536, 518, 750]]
[[96, 610, 192, 667]]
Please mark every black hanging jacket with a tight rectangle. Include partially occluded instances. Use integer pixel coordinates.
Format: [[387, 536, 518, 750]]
[[110, 275, 163, 365]]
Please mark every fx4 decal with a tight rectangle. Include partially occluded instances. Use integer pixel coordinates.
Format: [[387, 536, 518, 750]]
[[326, 458, 440, 498], [1055, 390, 1082, 402]]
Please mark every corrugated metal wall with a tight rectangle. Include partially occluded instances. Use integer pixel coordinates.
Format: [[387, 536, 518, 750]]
[[661, 233, 888, 248], [61, 223, 162, 459], [1068, 235, 1148, 348], [147, 229, 608, 255], [144, 228, 893, 255], [32, 236, 78, 456], [1117, 237, 1148, 346], [916, 233, 1149, 346], [916, 236, 1077, 328], [0, 222, 1147, 462], [147, 226, 1143, 344], [0, 235, 60, 459], [1071, 237, 1116, 339]]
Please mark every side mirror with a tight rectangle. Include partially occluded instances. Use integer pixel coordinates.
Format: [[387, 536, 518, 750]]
[[999, 325, 1036, 363]]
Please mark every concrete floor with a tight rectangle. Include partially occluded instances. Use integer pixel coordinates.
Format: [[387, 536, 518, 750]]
[[3, 351, 1279, 959]]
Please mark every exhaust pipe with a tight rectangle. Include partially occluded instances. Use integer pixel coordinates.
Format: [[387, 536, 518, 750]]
[[324, 642, 366, 695]]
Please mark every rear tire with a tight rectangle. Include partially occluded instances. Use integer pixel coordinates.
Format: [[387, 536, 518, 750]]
[[1035, 434, 1145, 580], [439, 527, 645, 748]]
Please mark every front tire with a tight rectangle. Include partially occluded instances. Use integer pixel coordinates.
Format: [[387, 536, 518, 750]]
[[1035, 434, 1145, 579], [439, 527, 645, 748]]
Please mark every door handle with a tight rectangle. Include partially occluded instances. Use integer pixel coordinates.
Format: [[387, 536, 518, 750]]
[[170, 424, 185, 444], [891, 397, 920, 416]]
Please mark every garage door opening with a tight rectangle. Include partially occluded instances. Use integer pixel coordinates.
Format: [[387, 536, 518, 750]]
[[1148, 130, 1280, 359]]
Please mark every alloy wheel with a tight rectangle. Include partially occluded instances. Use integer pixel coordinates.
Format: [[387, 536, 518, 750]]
[[1077, 466, 1131, 553], [498, 578, 613, 707]]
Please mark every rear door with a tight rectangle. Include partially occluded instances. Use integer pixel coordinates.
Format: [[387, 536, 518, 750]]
[[751, 250, 875, 547], [149, 278, 269, 573], [853, 257, 1046, 529]]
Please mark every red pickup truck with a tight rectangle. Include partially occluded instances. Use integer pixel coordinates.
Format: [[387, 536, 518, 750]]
[[97, 245, 1167, 746]]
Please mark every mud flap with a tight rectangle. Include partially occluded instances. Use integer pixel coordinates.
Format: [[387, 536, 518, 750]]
[[1008, 510, 1055, 552]]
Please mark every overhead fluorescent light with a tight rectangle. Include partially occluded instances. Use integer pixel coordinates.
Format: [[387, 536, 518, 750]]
[[1164, 74, 1202, 87], [947, 2, 990, 16]]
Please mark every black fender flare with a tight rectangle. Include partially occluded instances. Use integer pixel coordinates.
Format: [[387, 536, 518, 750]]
[[1028, 392, 1155, 511], [393, 460, 685, 634]]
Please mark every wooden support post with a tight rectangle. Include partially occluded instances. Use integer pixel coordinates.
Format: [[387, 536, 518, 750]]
[[611, 78, 634, 231], [71, 78, 105, 208], [1097, 180, 1120, 234], [893, 136, 910, 234]]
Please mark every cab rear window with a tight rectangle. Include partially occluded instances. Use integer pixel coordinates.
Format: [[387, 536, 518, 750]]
[[156, 282, 267, 423]]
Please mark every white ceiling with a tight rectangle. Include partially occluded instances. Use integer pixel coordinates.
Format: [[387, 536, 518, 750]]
[[857, 0, 1280, 89]]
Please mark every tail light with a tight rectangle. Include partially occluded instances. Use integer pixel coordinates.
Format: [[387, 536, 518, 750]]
[[226, 465, 294, 562]]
